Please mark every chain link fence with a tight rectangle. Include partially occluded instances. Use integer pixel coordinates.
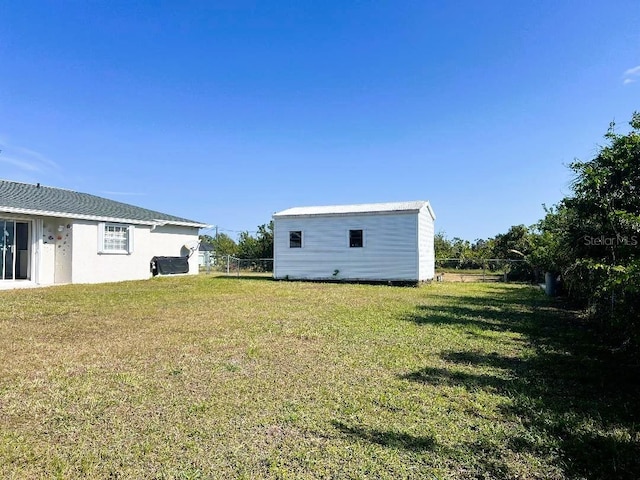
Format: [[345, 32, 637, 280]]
[[435, 258, 535, 282], [199, 253, 534, 282], [199, 252, 273, 276]]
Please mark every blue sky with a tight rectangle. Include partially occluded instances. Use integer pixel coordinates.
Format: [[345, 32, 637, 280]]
[[1, 1, 638, 241]]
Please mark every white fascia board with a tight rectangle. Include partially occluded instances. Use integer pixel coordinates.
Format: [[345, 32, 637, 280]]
[[161, 220, 211, 228], [273, 210, 420, 220], [423, 202, 436, 221], [0, 206, 207, 228]]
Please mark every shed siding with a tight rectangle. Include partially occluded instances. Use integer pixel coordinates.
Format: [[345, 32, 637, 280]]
[[274, 212, 419, 281], [418, 206, 435, 280]]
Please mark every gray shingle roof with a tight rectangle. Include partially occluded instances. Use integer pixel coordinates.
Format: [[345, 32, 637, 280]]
[[0, 179, 207, 227]]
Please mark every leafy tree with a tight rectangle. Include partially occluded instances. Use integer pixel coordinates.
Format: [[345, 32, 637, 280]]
[[200, 233, 238, 257], [236, 221, 274, 259], [470, 238, 495, 260], [541, 113, 640, 349], [450, 237, 472, 259], [434, 231, 454, 259], [491, 224, 533, 259], [237, 231, 260, 259], [255, 221, 274, 259], [529, 205, 573, 275]]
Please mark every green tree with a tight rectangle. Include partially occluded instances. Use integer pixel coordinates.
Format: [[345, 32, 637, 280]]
[[200, 232, 238, 257], [470, 238, 495, 260], [450, 237, 472, 259], [236, 221, 274, 259], [255, 221, 274, 259], [491, 224, 533, 259], [434, 231, 454, 259], [542, 113, 640, 349], [237, 231, 260, 259]]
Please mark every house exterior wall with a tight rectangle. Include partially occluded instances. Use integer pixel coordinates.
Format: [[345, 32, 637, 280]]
[[274, 212, 421, 281], [417, 206, 435, 280], [69, 221, 200, 285], [70, 221, 153, 284], [39, 219, 57, 284], [148, 224, 201, 274]]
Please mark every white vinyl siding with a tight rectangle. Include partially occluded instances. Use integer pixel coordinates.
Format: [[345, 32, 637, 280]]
[[417, 206, 435, 280], [274, 212, 419, 281], [273, 202, 436, 282]]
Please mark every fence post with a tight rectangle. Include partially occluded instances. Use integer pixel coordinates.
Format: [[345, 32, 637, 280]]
[[205, 251, 211, 275], [226, 254, 230, 275]]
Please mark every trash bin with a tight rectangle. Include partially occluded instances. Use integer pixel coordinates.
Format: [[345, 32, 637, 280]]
[[544, 271, 557, 296]]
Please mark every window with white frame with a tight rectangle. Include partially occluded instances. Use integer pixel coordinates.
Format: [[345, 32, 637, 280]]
[[99, 223, 133, 254]]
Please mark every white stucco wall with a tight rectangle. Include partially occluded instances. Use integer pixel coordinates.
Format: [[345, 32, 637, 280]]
[[69, 221, 151, 284], [274, 212, 421, 281], [38, 219, 56, 285], [148, 224, 200, 274], [67, 221, 200, 285], [1, 214, 201, 288]]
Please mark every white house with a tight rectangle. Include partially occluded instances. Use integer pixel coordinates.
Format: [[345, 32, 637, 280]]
[[0, 180, 208, 288], [272, 201, 436, 283]]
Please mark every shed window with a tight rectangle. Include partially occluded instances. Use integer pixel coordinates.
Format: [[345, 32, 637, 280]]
[[99, 223, 134, 254], [349, 229, 363, 248], [289, 231, 302, 248]]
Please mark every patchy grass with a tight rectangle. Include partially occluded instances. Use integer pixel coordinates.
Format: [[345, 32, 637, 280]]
[[0, 277, 638, 479]]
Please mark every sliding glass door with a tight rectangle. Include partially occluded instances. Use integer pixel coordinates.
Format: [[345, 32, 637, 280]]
[[1, 219, 29, 281]]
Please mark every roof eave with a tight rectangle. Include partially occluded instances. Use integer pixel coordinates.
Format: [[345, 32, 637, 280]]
[[273, 208, 422, 219], [423, 202, 437, 221], [0, 206, 207, 228], [161, 220, 211, 228]]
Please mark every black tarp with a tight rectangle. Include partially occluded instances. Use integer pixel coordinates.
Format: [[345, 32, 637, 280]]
[[151, 256, 189, 276]]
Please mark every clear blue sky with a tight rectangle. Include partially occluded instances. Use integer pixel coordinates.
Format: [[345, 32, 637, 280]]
[[1, 1, 638, 241]]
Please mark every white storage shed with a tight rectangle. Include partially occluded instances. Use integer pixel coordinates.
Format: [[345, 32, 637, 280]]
[[273, 201, 436, 283]]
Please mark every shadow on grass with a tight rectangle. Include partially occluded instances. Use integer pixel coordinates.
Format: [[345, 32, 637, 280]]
[[402, 287, 640, 479], [332, 421, 436, 452], [400, 365, 507, 392]]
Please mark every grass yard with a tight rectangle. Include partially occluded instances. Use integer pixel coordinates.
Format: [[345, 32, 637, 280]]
[[1, 277, 638, 479]]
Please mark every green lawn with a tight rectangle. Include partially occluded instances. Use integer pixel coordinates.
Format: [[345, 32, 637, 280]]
[[1, 276, 638, 479]]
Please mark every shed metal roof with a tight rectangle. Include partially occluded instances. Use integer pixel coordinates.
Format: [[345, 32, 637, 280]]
[[0, 179, 207, 227], [273, 200, 435, 220]]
